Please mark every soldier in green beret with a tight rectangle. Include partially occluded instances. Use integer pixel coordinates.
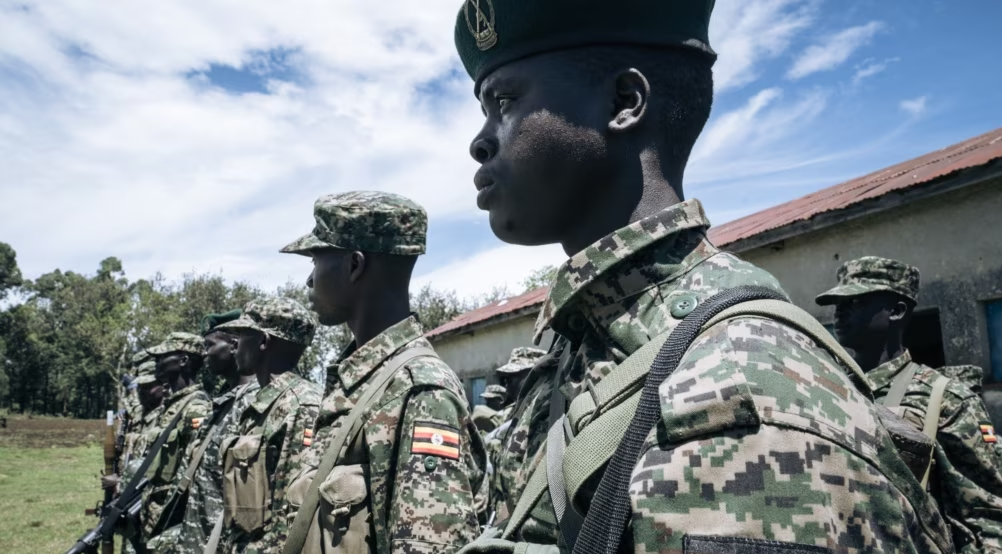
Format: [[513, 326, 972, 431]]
[[819, 256, 1002, 553], [453, 1, 952, 552], [278, 192, 485, 554], [142, 332, 213, 549]]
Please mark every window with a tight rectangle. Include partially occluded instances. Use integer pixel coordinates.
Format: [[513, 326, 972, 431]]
[[469, 377, 487, 406], [986, 300, 1002, 383]]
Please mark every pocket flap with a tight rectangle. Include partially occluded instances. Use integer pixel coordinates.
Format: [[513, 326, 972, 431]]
[[318, 464, 368, 507], [230, 434, 264, 463]]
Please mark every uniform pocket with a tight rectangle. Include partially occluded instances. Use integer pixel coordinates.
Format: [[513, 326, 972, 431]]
[[222, 433, 270, 534], [317, 464, 371, 554]]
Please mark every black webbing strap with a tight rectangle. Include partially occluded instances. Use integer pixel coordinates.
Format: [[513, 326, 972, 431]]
[[571, 286, 787, 554]]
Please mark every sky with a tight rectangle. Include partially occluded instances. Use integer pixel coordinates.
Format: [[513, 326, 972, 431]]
[[2, 0, 1001, 302]]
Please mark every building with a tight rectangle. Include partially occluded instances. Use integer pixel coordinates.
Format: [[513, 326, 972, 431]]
[[427, 126, 1002, 412]]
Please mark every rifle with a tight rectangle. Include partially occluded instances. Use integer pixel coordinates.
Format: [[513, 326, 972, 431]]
[[64, 408, 186, 554]]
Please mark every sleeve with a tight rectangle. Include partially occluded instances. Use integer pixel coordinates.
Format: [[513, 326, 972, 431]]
[[248, 397, 320, 554], [935, 394, 1002, 554], [388, 387, 486, 554]]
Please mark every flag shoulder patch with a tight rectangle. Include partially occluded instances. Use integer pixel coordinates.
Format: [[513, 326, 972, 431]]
[[303, 428, 314, 447], [411, 422, 460, 460], [980, 423, 997, 443], [191, 417, 204, 429]]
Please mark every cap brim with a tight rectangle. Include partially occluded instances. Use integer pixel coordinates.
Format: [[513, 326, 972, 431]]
[[280, 233, 336, 256], [496, 363, 532, 374], [815, 283, 887, 305], [213, 316, 260, 334], [134, 375, 158, 385], [480, 393, 503, 399]]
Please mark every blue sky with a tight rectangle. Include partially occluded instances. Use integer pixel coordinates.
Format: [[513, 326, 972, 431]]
[[1, 0, 1000, 300]]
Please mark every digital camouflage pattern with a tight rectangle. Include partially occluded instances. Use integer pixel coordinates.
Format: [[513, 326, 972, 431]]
[[490, 199, 953, 552], [481, 384, 507, 399], [215, 297, 318, 346], [940, 364, 985, 395], [869, 351, 1002, 554], [280, 191, 428, 256], [134, 358, 159, 385], [287, 315, 485, 554], [496, 347, 546, 374], [142, 383, 212, 541], [816, 255, 921, 305], [472, 404, 501, 435], [148, 332, 207, 357], [221, 372, 321, 554], [167, 381, 260, 554]]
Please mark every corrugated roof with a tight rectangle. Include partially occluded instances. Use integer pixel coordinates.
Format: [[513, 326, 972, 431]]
[[708, 126, 1002, 248], [426, 286, 549, 339], [427, 126, 1002, 337]]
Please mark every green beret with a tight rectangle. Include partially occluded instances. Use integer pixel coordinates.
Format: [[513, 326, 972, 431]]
[[201, 309, 242, 335], [454, 0, 717, 94]]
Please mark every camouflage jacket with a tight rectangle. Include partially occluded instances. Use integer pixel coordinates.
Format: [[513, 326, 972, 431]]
[[492, 199, 953, 553], [143, 383, 212, 539], [222, 372, 321, 554], [122, 404, 164, 473], [289, 316, 485, 554], [165, 381, 260, 554], [870, 351, 1002, 553], [472, 404, 501, 435]]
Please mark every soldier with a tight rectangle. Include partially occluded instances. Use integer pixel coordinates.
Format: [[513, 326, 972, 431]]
[[143, 332, 212, 549], [818, 256, 1002, 553], [493, 347, 544, 424], [473, 385, 506, 434], [452, 0, 953, 552], [105, 357, 167, 499], [209, 297, 321, 554], [278, 192, 485, 554], [166, 310, 261, 554]]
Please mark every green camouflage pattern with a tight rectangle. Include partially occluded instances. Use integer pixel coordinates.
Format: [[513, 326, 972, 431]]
[[496, 347, 546, 374], [816, 255, 921, 305], [135, 359, 159, 385], [120, 403, 165, 481], [280, 191, 428, 256], [215, 297, 318, 346], [287, 315, 485, 554], [142, 383, 212, 541], [472, 404, 502, 434], [870, 351, 1002, 553], [940, 364, 985, 395], [149, 332, 207, 357], [167, 382, 260, 554], [481, 384, 507, 399], [133, 349, 153, 367], [220, 372, 321, 554], [489, 199, 953, 552]]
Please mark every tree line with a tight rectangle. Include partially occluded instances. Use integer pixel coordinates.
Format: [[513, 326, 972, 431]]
[[0, 242, 556, 419]]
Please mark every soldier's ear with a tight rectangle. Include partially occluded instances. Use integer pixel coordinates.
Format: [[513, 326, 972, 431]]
[[609, 68, 650, 133], [348, 251, 367, 283], [888, 300, 909, 323], [260, 333, 270, 352]]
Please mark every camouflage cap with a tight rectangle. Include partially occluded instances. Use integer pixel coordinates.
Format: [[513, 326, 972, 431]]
[[816, 256, 920, 306], [131, 349, 152, 368], [147, 332, 206, 357], [481, 384, 507, 399], [214, 297, 317, 347], [134, 359, 159, 386], [496, 346, 546, 374], [280, 191, 427, 256]]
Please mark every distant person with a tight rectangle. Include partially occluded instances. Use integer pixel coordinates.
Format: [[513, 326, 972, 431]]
[[279, 192, 485, 554], [818, 256, 1002, 553], [104, 356, 165, 495], [165, 310, 262, 554], [142, 332, 212, 549], [472, 385, 506, 434], [493, 347, 544, 424]]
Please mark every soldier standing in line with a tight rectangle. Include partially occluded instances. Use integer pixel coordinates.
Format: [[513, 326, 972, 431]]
[[104, 356, 167, 499], [818, 256, 1002, 553], [277, 192, 485, 554], [451, 0, 953, 551], [211, 297, 322, 554], [142, 332, 212, 550], [473, 385, 507, 434], [165, 310, 261, 554]]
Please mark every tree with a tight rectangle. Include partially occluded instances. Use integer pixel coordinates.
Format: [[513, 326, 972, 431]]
[[0, 242, 22, 299], [521, 265, 558, 293]]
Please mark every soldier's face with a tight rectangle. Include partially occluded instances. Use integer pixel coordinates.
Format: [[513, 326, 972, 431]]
[[204, 332, 239, 377], [234, 329, 266, 375], [307, 249, 352, 326], [833, 292, 898, 349], [470, 53, 615, 248], [155, 353, 186, 383], [138, 383, 164, 411]]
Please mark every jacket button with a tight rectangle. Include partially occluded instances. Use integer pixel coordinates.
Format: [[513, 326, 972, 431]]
[[423, 456, 438, 471], [670, 294, 699, 318]]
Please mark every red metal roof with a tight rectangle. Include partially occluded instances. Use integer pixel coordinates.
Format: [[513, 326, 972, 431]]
[[708, 126, 1002, 248], [427, 126, 1002, 337], [426, 286, 550, 338]]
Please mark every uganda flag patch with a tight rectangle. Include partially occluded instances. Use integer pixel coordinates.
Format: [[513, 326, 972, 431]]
[[412, 422, 460, 460], [303, 429, 314, 447], [981, 423, 997, 443], [191, 417, 204, 430]]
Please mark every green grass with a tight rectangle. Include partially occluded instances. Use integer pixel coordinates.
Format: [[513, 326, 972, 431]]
[[0, 444, 106, 553]]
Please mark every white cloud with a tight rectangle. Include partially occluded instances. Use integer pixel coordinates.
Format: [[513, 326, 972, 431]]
[[900, 96, 928, 116], [787, 21, 884, 80], [710, 0, 817, 92], [412, 244, 566, 300], [851, 57, 898, 86]]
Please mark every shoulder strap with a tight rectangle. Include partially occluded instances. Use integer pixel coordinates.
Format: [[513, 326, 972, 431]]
[[882, 363, 920, 411], [281, 346, 437, 554], [920, 374, 949, 488], [177, 397, 237, 494]]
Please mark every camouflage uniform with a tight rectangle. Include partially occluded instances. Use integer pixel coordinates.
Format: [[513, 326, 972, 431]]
[[121, 358, 162, 471], [280, 192, 485, 554], [473, 385, 507, 434], [483, 200, 952, 552], [819, 257, 1002, 553], [214, 297, 322, 554], [144, 333, 212, 543]]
